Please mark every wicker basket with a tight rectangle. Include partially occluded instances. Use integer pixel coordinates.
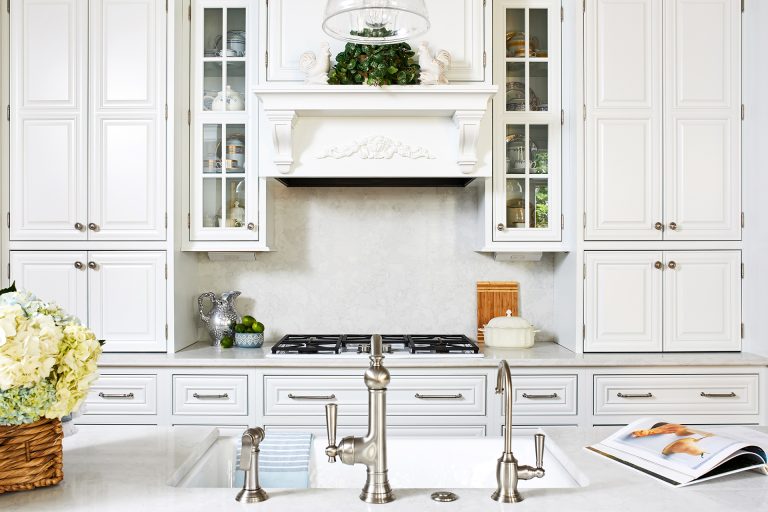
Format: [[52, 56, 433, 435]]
[[0, 418, 63, 494]]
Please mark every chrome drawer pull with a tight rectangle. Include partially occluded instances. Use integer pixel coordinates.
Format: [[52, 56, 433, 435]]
[[616, 392, 653, 398], [522, 393, 559, 399], [415, 393, 464, 400], [700, 392, 736, 398], [288, 393, 336, 400], [193, 393, 229, 400], [98, 392, 134, 399]]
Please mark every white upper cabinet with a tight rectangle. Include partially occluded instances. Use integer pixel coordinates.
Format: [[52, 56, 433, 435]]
[[9, 0, 167, 241], [89, 0, 167, 240], [584, 251, 663, 352], [585, 0, 741, 241], [265, 0, 486, 82], [663, 251, 741, 352], [9, 251, 89, 324], [10, 0, 87, 240], [88, 251, 167, 352], [585, 0, 662, 240], [663, 0, 741, 240]]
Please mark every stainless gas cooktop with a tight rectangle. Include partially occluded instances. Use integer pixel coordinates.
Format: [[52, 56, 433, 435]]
[[268, 334, 483, 358]]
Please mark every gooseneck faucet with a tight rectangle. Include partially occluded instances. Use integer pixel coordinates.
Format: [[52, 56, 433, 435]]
[[325, 334, 395, 504], [492, 360, 546, 503], [235, 427, 269, 503]]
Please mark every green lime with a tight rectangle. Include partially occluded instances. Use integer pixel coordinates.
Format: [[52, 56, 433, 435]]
[[220, 335, 234, 348], [252, 321, 265, 333], [242, 315, 256, 326], [234, 324, 247, 333]]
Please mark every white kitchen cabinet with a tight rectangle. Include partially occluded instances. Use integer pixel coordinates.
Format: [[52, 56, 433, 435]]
[[584, 251, 663, 352], [9, 251, 167, 353], [584, 251, 742, 353], [265, 0, 487, 83], [8, 251, 88, 323], [584, 0, 741, 241], [663, 251, 742, 352], [491, 0, 562, 242], [188, 1, 261, 244], [9, 0, 167, 241]]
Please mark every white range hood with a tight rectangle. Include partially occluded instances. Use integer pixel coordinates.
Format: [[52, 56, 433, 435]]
[[253, 85, 497, 182]]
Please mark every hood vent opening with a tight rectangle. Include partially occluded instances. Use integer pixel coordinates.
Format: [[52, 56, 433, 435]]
[[275, 177, 477, 188]]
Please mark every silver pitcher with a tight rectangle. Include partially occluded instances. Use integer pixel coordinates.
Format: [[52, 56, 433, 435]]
[[198, 291, 241, 346]]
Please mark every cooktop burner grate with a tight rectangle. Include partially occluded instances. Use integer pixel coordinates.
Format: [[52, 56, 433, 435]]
[[271, 334, 479, 355]]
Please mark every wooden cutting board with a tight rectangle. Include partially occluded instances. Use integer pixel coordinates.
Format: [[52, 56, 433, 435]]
[[476, 282, 519, 342]]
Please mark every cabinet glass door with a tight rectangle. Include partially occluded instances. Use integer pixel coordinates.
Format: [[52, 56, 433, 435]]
[[494, 1, 560, 241], [192, 2, 256, 242]]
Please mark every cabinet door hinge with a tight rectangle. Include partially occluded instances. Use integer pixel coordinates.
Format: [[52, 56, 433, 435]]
[[187, 109, 191, 125], [164, 104, 168, 120], [164, 263, 168, 280], [741, 104, 745, 120], [741, 263, 745, 279], [583, 263, 586, 280], [583, 105, 586, 121], [583, 0, 586, 13], [187, 213, 191, 229], [165, 0, 168, 12], [6, 212, 9, 228], [741, 211, 745, 228], [582, 324, 586, 339], [483, 0, 486, 7], [265, 51, 269, 68], [583, 212, 587, 228], [560, 6, 564, 21], [742, 0, 745, 13], [6, 105, 9, 121], [164, 212, 168, 228], [483, 51, 487, 68], [561, 214, 564, 230], [188, 5, 191, 20], [561, 109, 564, 125], [6, 0, 9, 14], [165, 324, 169, 340], [7, 263, 10, 280], [741, 323, 745, 339]]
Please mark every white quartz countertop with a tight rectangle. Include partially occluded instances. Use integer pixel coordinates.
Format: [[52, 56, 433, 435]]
[[98, 341, 768, 368], [2, 424, 768, 512]]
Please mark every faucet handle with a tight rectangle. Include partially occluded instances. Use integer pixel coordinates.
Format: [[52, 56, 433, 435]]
[[534, 433, 545, 470], [325, 403, 338, 463]]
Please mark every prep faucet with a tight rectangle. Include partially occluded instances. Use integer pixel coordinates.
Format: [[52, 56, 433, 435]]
[[324, 334, 395, 504], [235, 427, 269, 503], [493, 359, 546, 503]]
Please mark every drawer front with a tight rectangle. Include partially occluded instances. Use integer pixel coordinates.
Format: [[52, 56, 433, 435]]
[[85, 374, 157, 415], [173, 375, 248, 416], [594, 374, 759, 416], [265, 424, 487, 438], [499, 375, 578, 416], [264, 375, 486, 416]]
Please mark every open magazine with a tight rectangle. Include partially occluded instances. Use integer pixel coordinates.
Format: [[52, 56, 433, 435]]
[[586, 418, 768, 487]]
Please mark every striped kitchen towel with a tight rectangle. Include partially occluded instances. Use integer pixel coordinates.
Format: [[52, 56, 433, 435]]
[[236, 431, 314, 489]]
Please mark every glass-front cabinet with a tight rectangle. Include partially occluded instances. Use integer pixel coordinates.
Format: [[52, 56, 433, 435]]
[[190, 1, 259, 243], [493, 0, 561, 241]]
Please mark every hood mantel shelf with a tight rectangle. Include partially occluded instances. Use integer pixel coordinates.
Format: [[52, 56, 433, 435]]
[[252, 85, 498, 176]]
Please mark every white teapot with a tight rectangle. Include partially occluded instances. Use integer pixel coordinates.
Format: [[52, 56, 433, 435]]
[[212, 86, 245, 111]]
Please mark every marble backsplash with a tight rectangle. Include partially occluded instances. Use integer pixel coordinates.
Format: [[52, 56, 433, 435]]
[[196, 185, 554, 342]]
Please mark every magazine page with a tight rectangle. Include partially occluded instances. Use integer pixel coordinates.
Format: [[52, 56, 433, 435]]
[[600, 418, 753, 480]]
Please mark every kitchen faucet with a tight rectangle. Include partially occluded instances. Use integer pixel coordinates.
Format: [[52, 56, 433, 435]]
[[324, 334, 395, 504], [235, 427, 269, 503], [493, 360, 546, 503]]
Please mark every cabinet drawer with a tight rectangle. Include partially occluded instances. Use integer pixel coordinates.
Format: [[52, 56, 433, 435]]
[[265, 424, 487, 438], [85, 374, 157, 415], [173, 375, 248, 416], [499, 375, 577, 416], [264, 375, 486, 416], [594, 374, 759, 416]]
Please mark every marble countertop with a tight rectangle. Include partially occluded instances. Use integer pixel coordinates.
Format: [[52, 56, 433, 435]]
[[98, 341, 768, 368], [2, 424, 768, 512]]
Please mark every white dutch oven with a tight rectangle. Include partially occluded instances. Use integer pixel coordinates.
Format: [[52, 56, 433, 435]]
[[482, 310, 538, 349]]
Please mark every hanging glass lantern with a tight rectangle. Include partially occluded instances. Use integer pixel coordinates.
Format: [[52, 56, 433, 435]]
[[322, 0, 430, 44]]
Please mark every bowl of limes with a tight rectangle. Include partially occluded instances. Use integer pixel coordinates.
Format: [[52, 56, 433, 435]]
[[233, 315, 265, 348]]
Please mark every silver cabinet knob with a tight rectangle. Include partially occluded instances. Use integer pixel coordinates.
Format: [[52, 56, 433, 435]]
[[74, 222, 85, 231], [654, 222, 664, 231], [88, 222, 99, 231], [87, 261, 98, 270], [668, 222, 678, 231], [74, 261, 84, 270], [667, 261, 677, 270], [654, 261, 663, 270], [497, 223, 505, 232], [247, 222, 256, 231]]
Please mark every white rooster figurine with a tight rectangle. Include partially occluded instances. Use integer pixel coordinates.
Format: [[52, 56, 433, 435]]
[[299, 42, 331, 85], [418, 41, 451, 85]]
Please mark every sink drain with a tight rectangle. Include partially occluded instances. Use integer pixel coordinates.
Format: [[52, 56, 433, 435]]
[[430, 491, 459, 502]]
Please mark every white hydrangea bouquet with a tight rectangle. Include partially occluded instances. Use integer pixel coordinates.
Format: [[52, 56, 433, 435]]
[[0, 285, 102, 426], [0, 284, 102, 494]]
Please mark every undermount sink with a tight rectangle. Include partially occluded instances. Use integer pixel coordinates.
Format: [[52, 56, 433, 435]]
[[168, 427, 589, 490]]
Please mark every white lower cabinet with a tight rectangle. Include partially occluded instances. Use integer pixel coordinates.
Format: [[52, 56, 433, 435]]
[[172, 374, 249, 416], [265, 424, 487, 438], [83, 374, 158, 418], [498, 375, 578, 418], [9, 250, 167, 352], [584, 251, 742, 352]]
